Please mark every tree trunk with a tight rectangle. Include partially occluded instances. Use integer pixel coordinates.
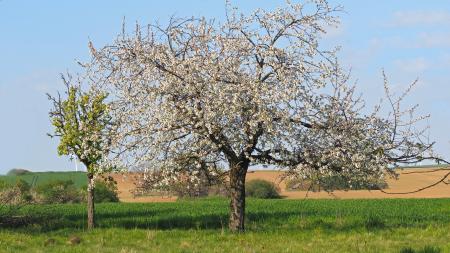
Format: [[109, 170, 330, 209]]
[[228, 160, 248, 232], [87, 173, 95, 229]]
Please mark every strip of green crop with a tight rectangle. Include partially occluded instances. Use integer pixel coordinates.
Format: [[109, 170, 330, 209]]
[[1, 198, 450, 252], [0, 171, 87, 189], [1, 198, 449, 231]]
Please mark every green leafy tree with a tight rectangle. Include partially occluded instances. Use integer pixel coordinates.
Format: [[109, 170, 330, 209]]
[[48, 76, 112, 229]]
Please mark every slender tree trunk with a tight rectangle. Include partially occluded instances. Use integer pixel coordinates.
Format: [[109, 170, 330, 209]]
[[87, 173, 95, 229], [229, 160, 249, 232]]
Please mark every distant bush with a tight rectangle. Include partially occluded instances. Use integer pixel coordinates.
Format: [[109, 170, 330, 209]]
[[15, 179, 33, 203], [0, 179, 33, 205], [3, 176, 119, 204], [6, 168, 30, 176], [0, 184, 27, 227], [0, 188, 23, 206], [93, 177, 119, 203], [36, 180, 83, 204], [246, 179, 280, 199]]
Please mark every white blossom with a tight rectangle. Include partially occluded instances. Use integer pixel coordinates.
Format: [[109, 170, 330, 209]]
[[84, 1, 437, 191]]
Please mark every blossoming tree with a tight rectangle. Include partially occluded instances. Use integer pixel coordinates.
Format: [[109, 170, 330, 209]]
[[48, 76, 112, 229], [84, 1, 439, 232]]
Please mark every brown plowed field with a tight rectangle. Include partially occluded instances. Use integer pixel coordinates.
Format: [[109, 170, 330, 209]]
[[111, 168, 450, 202]]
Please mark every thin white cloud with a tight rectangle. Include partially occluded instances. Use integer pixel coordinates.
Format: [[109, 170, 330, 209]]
[[370, 32, 450, 49], [415, 32, 450, 48], [388, 10, 450, 27], [393, 57, 429, 74]]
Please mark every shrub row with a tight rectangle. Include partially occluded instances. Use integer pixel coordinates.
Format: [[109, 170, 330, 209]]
[[0, 178, 119, 205]]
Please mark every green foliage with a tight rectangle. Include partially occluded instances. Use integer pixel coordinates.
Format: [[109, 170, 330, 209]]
[[15, 179, 31, 193], [245, 179, 280, 199], [0, 172, 119, 203], [48, 83, 112, 174], [93, 179, 119, 203], [36, 180, 83, 204], [0, 179, 33, 206], [14, 179, 33, 203], [1, 174, 119, 204]]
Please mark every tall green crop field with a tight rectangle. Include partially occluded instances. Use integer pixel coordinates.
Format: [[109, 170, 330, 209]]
[[1, 198, 450, 252]]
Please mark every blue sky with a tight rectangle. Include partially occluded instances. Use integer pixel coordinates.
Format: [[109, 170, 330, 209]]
[[1, 1, 450, 174]]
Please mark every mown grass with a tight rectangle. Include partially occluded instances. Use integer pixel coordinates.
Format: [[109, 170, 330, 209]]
[[1, 198, 450, 252], [0, 171, 87, 189]]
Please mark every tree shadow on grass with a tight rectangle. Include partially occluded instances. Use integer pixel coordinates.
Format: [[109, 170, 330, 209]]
[[1, 208, 426, 234], [3, 199, 447, 233]]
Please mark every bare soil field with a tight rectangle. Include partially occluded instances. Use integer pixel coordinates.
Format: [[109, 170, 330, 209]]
[[112, 168, 450, 202]]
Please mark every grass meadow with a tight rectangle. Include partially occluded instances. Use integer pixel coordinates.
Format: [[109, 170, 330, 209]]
[[1, 198, 450, 252]]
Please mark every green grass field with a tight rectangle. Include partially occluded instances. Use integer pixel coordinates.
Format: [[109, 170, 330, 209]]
[[1, 198, 450, 252], [0, 171, 87, 189]]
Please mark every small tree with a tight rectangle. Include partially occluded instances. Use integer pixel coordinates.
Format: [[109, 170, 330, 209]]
[[84, 1, 440, 232], [48, 76, 112, 229]]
